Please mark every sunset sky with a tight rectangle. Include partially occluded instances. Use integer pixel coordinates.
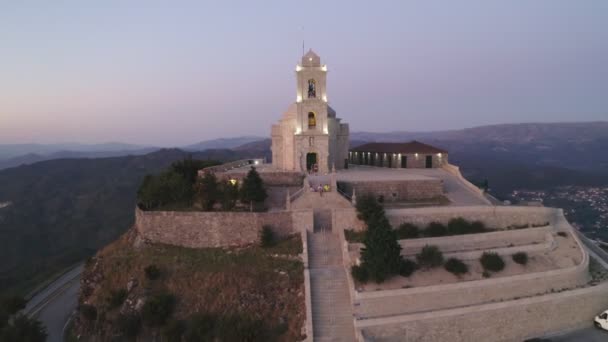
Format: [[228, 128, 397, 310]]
[[1, 1, 607, 146]]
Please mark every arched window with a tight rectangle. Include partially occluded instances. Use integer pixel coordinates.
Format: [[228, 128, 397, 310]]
[[307, 79, 316, 98], [308, 112, 316, 128]]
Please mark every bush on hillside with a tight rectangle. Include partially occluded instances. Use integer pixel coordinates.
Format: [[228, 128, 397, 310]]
[[416, 245, 444, 269], [396, 223, 419, 239], [79, 304, 97, 321], [142, 293, 176, 326], [512, 252, 529, 265], [0, 314, 47, 342], [162, 319, 186, 342], [398, 258, 418, 277], [107, 288, 128, 309], [145, 264, 161, 280], [183, 313, 273, 342], [351, 265, 369, 283], [444, 258, 469, 276], [118, 314, 141, 338], [0, 295, 25, 315], [447, 218, 488, 235], [260, 226, 276, 248], [425, 222, 448, 237], [480, 252, 505, 272]]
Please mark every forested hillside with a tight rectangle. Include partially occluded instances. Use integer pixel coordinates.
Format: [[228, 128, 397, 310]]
[[0, 149, 251, 295]]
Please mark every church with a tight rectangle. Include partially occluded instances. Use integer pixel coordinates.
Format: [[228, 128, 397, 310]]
[[271, 50, 350, 174]]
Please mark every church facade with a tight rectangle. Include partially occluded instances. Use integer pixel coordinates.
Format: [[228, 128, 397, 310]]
[[271, 50, 349, 174]]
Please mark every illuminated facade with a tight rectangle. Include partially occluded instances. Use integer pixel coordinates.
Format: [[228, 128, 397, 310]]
[[271, 50, 349, 173]]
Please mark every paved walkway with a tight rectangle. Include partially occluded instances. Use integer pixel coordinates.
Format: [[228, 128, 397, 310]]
[[308, 230, 356, 341]]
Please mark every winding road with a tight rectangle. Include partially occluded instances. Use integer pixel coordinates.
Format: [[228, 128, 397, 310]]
[[24, 264, 83, 342]]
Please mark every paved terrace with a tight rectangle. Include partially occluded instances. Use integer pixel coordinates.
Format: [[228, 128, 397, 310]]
[[337, 165, 490, 206]]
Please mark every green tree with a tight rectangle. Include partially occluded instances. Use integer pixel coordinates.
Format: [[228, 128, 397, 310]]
[[360, 214, 402, 283], [0, 315, 47, 342], [170, 157, 217, 185], [355, 194, 385, 224], [218, 179, 239, 210], [195, 171, 219, 210], [142, 293, 176, 326], [240, 167, 267, 211]]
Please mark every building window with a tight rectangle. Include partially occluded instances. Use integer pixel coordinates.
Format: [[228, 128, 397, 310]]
[[308, 79, 316, 98], [308, 112, 316, 128]]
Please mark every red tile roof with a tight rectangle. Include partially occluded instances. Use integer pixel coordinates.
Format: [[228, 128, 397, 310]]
[[350, 141, 448, 154]]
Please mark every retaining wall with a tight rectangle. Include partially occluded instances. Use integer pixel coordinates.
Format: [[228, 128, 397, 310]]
[[386, 206, 556, 230], [350, 227, 550, 259], [217, 170, 304, 186], [358, 281, 608, 342], [135, 207, 299, 248], [338, 179, 443, 202]]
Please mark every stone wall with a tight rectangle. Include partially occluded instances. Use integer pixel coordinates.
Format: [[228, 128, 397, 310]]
[[338, 179, 443, 202], [352, 249, 588, 319], [216, 170, 304, 186], [386, 206, 556, 230], [349, 227, 551, 260], [359, 282, 608, 342], [135, 207, 297, 248], [333, 208, 366, 232]]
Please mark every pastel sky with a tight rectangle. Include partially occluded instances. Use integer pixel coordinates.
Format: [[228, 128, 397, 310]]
[[1, 1, 607, 146]]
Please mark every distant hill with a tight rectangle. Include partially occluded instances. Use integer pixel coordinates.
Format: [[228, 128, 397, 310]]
[[0, 148, 254, 295], [0, 142, 151, 160], [183, 136, 264, 151], [0, 148, 159, 170]]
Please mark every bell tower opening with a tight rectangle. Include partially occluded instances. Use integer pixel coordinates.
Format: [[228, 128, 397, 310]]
[[308, 79, 316, 98], [308, 112, 316, 129]]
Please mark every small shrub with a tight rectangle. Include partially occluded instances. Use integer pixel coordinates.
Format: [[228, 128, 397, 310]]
[[482, 270, 491, 278], [444, 258, 468, 276], [0, 295, 26, 315], [145, 264, 161, 280], [79, 304, 97, 321], [480, 252, 505, 272], [163, 319, 186, 342], [557, 231, 568, 238], [512, 252, 529, 265], [351, 265, 369, 283], [398, 258, 417, 277], [470, 221, 487, 233], [425, 222, 447, 237], [447, 218, 471, 235], [107, 289, 128, 309], [396, 223, 419, 239], [142, 293, 176, 326], [118, 314, 141, 338], [260, 225, 276, 248], [184, 314, 216, 341], [416, 245, 444, 269]]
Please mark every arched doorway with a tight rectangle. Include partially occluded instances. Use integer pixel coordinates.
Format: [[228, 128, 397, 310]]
[[306, 152, 317, 171]]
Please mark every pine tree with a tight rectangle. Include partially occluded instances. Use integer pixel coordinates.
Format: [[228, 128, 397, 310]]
[[240, 167, 268, 211], [360, 214, 402, 282], [195, 171, 219, 210]]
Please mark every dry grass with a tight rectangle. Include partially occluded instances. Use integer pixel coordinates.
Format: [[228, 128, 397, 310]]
[[79, 229, 305, 341]]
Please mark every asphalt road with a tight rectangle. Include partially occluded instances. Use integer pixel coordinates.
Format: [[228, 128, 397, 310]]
[[543, 232, 608, 342], [24, 264, 83, 342]]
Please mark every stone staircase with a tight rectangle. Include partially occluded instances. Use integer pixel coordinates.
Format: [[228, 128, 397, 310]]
[[308, 229, 355, 341]]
